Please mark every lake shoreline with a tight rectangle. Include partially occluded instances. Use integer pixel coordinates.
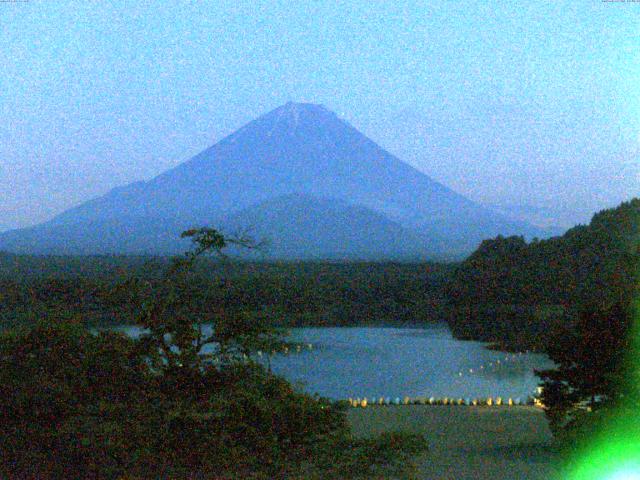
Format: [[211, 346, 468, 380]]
[[98, 320, 541, 354], [109, 324, 552, 401]]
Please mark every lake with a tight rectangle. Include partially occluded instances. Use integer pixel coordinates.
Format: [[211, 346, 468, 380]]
[[114, 323, 553, 400], [266, 325, 553, 400]]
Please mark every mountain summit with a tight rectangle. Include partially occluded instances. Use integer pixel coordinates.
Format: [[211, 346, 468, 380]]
[[0, 103, 543, 259]]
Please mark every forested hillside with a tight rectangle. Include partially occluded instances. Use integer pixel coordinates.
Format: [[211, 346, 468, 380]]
[[0, 256, 451, 331], [446, 198, 639, 350]]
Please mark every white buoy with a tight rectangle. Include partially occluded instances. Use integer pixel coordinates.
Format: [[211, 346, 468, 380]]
[[394, 397, 401, 405], [429, 396, 435, 405]]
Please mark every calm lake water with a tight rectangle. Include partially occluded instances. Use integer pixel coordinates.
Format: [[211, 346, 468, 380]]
[[114, 323, 553, 400], [267, 325, 553, 400]]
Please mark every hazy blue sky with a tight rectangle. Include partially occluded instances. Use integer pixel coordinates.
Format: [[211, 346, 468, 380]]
[[1, 0, 638, 232]]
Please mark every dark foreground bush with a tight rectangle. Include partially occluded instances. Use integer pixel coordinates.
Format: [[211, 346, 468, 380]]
[[0, 321, 426, 479]]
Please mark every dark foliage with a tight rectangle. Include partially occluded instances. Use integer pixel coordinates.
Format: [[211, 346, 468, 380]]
[[446, 198, 639, 351], [0, 256, 451, 331], [447, 198, 640, 441], [0, 228, 427, 479], [0, 320, 352, 479], [536, 302, 638, 438]]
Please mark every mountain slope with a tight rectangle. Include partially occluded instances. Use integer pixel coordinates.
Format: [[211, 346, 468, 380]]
[[0, 195, 431, 259], [0, 102, 544, 258], [221, 194, 431, 260]]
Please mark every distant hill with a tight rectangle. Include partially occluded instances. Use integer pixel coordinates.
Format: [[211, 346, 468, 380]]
[[0, 102, 545, 259], [221, 194, 431, 260]]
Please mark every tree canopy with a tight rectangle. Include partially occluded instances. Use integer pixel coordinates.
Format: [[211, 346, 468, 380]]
[[447, 198, 640, 443], [0, 228, 426, 479], [446, 198, 640, 351]]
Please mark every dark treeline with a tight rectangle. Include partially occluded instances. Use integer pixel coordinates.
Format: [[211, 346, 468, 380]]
[[445, 198, 639, 351], [446, 198, 640, 451], [0, 256, 453, 331], [0, 230, 428, 479]]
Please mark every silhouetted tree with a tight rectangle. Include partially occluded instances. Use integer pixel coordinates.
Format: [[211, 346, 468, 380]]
[[536, 302, 638, 437]]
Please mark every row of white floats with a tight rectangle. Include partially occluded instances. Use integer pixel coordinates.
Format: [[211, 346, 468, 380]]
[[455, 351, 530, 378], [256, 343, 314, 357], [347, 396, 544, 408]]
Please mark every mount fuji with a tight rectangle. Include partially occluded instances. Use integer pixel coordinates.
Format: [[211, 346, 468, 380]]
[[0, 102, 544, 259]]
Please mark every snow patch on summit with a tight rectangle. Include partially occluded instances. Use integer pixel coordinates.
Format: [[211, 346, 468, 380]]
[[266, 102, 330, 137]]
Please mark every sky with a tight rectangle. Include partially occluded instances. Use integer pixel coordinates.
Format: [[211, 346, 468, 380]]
[[1, 0, 638, 232]]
